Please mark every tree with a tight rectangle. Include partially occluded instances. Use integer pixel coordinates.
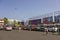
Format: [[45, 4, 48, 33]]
[[4, 17, 8, 25], [13, 20, 20, 27], [13, 20, 17, 27]]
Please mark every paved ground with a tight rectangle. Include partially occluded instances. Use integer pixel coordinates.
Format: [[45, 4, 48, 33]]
[[0, 30, 60, 40]]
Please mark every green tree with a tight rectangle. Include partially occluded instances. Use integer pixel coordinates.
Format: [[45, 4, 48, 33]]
[[13, 20, 17, 27], [4, 17, 8, 25], [13, 20, 20, 27]]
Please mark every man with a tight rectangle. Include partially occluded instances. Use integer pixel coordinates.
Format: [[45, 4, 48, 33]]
[[28, 24, 31, 31], [58, 27, 60, 35], [45, 27, 48, 35]]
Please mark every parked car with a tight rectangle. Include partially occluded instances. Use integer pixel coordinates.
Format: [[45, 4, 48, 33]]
[[5, 26, 12, 31], [0, 26, 4, 30], [34, 26, 40, 31], [40, 27, 45, 32], [31, 25, 36, 31], [18, 27, 21, 30], [22, 25, 27, 30], [48, 26, 55, 32]]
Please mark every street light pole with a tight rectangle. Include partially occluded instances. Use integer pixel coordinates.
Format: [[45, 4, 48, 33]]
[[53, 12, 55, 22]]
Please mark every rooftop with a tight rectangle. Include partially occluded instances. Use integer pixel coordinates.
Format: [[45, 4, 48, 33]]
[[29, 11, 60, 20]]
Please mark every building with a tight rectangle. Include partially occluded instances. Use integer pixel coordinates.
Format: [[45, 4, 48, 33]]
[[0, 18, 4, 26], [28, 11, 60, 26]]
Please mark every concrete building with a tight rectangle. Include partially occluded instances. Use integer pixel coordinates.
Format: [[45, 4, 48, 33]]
[[28, 11, 60, 25], [0, 18, 4, 26]]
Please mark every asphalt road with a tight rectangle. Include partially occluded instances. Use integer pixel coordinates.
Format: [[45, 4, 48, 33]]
[[0, 30, 60, 40]]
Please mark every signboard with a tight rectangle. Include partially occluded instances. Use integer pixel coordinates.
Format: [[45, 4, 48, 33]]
[[55, 15, 60, 23], [43, 16, 53, 23], [29, 19, 41, 25]]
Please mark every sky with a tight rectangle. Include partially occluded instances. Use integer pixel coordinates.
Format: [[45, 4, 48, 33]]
[[0, 0, 60, 20]]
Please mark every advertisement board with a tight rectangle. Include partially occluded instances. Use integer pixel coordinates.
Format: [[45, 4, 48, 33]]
[[29, 19, 41, 25], [43, 16, 53, 23], [55, 15, 60, 23]]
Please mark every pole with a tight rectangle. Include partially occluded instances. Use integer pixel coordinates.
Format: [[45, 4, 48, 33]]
[[53, 12, 55, 22]]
